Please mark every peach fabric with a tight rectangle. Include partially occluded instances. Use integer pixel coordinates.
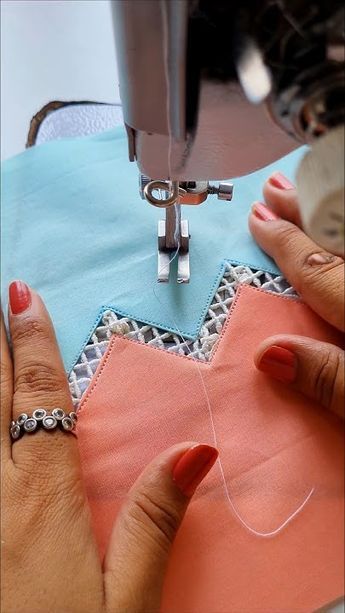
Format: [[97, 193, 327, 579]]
[[77, 285, 344, 612]]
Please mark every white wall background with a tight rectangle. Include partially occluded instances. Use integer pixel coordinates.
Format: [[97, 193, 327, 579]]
[[0, 0, 119, 160]]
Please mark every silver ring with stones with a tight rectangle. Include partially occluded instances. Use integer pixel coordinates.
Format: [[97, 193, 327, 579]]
[[10, 409, 77, 441]]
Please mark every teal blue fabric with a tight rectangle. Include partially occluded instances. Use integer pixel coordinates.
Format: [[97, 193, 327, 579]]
[[1, 127, 306, 373]]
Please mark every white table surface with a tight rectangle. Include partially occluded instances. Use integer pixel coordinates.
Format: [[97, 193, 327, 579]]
[[0, 0, 119, 160]]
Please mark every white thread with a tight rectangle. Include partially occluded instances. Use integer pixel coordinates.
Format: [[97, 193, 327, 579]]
[[161, 0, 180, 243], [173, 202, 180, 246], [158, 0, 314, 536], [153, 247, 314, 538], [161, 0, 173, 181]]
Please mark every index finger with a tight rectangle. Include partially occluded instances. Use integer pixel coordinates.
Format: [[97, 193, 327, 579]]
[[263, 173, 302, 227], [8, 281, 78, 465], [249, 209, 345, 332]]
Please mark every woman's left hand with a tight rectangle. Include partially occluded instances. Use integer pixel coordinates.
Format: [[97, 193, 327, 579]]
[[1, 283, 217, 613]]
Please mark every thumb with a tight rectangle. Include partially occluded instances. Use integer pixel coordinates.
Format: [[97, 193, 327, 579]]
[[103, 442, 218, 612], [255, 335, 344, 419]]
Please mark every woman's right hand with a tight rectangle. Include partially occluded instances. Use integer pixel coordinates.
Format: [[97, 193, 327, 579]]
[[249, 172, 344, 419]]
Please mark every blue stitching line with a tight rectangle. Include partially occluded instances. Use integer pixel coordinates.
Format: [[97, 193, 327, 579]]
[[195, 261, 225, 330], [79, 284, 303, 414], [66, 274, 223, 374], [225, 258, 279, 276], [67, 258, 280, 374], [68, 307, 105, 375]]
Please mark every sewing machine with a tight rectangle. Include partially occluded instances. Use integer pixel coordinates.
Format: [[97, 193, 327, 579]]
[[112, 0, 344, 282]]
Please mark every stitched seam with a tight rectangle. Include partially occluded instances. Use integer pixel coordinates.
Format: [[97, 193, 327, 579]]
[[68, 307, 106, 374], [107, 334, 207, 367], [67, 283, 219, 373], [107, 286, 302, 369], [225, 258, 278, 276], [189, 257, 279, 333], [194, 261, 225, 331], [70, 284, 301, 375], [67, 259, 282, 373], [78, 335, 117, 416], [209, 283, 244, 362], [78, 284, 305, 411], [102, 262, 226, 339], [240, 284, 302, 304], [211, 285, 303, 361], [101, 305, 194, 339]]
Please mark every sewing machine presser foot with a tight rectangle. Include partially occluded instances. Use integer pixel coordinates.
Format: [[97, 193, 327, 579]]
[[140, 176, 233, 284], [157, 206, 190, 284]]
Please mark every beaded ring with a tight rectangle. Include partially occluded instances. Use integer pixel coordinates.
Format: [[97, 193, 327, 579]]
[[10, 408, 77, 441]]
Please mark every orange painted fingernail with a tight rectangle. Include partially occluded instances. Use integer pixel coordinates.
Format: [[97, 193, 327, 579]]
[[269, 172, 295, 190], [252, 201, 280, 222], [173, 444, 218, 497], [257, 345, 297, 383], [9, 281, 31, 315]]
